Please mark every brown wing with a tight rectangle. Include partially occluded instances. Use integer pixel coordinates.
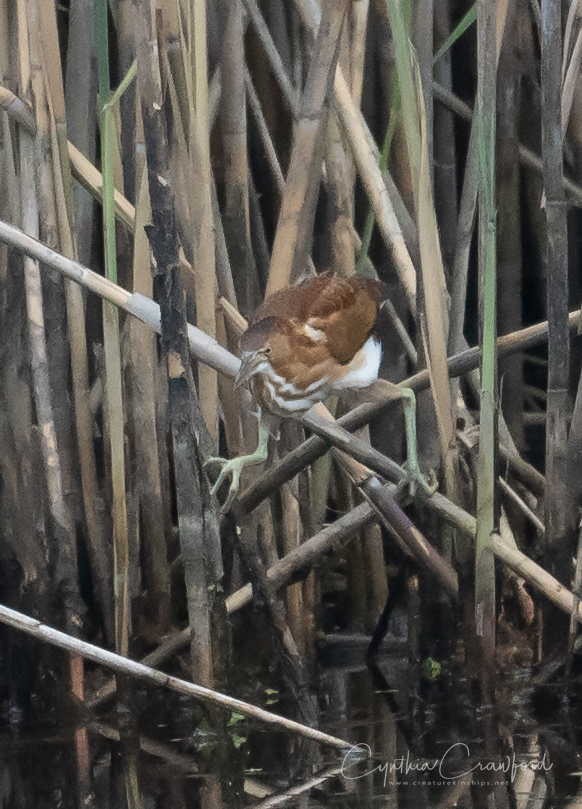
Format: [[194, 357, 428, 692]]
[[306, 277, 383, 364], [250, 275, 334, 324], [251, 275, 384, 365]]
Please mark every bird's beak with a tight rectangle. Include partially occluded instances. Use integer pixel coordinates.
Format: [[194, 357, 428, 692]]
[[234, 351, 260, 389]]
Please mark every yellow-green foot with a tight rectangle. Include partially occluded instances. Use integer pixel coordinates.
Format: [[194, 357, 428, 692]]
[[205, 410, 271, 511], [205, 455, 252, 511], [402, 462, 438, 498], [400, 387, 438, 498]]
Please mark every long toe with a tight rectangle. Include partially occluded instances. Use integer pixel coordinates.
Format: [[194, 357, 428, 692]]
[[207, 457, 246, 505], [403, 463, 438, 499], [422, 469, 439, 495], [207, 458, 235, 497], [210, 466, 230, 498], [205, 456, 228, 467], [221, 475, 242, 513]]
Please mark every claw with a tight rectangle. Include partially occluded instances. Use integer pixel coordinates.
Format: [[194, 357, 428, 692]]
[[205, 456, 247, 511], [205, 410, 272, 512], [402, 462, 438, 499], [398, 387, 438, 499]]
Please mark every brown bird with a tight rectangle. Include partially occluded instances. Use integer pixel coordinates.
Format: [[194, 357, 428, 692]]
[[207, 275, 434, 507]]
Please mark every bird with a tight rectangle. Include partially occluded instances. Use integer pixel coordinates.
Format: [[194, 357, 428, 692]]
[[206, 274, 436, 509]]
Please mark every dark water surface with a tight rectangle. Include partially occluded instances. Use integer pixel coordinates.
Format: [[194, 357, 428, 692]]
[[1, 605, 581, 809]]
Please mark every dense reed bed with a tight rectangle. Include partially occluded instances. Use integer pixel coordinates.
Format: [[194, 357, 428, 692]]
[[1, 0, 582, 806]]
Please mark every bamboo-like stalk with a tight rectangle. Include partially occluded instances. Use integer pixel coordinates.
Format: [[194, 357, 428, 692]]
[[68, 141, 135, 230], [385, 0, 454, 489], [65, 0, 96, 267], [20, 126, 82, 630], [189, 0, 219, 440], [21, 0, 83, 628], [95, 0, 131, 658], [243, 0, 418, 305], [219, 0, 259, 316], [497, 4, 524, 452], [126, 154, 171, 635], [135, 0, 217, 696], [291, 0, 419, 308], [266, 0, 349, 294], [0, 85, 36, 131], [542, 0, 570, 551], [475, 0, 498, 741], [19, 5, 91, 801], [433, 0, 458, 274]]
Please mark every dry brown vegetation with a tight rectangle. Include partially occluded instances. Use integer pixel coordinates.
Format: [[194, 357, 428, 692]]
[[1, 0, 582, 806]]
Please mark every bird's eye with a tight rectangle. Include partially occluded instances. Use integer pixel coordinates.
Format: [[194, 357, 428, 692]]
[[264, 347, 271, 355]]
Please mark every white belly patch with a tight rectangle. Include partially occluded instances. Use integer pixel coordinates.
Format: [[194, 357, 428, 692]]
[[331, 338, 382, 390]]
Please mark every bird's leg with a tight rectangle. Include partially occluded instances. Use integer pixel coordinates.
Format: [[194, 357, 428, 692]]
[[400, 388, 438, 497], [206, 409, 271, 511]]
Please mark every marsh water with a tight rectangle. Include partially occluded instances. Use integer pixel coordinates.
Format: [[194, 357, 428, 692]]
[[1, 597, 580, 809]]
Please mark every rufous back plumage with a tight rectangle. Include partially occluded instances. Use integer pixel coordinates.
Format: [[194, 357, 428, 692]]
[[236, 275, 386, 417]]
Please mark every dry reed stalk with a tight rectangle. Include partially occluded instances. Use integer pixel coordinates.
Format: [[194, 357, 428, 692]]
[[245, 0, 416, 298], [228, 498, 321, 727], [19, 5, 91, 800], [19, 133, 81, 622], [41, 4, 114, 647], [245, 70, 286, 192], [542, 0, 570, 551], [0, 86, 35, 131], [497, 3, 524, 453], [0, 601, 352, 750], [219, 0, 259, 317], [0, 211, 575, 496], [414, 0, 434, 172], [0, 103, 49, 603], [68, 141, 135, 230], [444, 2, 513, 361], [433, 0, 458, 273], [279, 480, 311, 657], [126, 156, 171, 635], [323, 14, 357, 278], [89, 501, 375, 701], [21, 0, 86, 629], [187, 0, 219, 440], [349, 0, 369, 110], [96, 474, 582, 704], [498, 477, 544, 535], [241, 0, 300, 113], [332, 70, 417, 309], [289, 0, 419, 308], [475, 0, 499, 724], [386, 0, 454, 492], [312, 403, 459, 599], [96, 0, 131, 657], [134, 0, 218, 697], [325, 109, 356, 276], [266, 0, 349, 295]]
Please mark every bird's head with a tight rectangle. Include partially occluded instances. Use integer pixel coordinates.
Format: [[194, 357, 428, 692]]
[[235, 317, 291, 388]]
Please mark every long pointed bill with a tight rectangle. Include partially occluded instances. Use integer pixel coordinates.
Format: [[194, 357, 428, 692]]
[[234, 352, 261, 389]]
